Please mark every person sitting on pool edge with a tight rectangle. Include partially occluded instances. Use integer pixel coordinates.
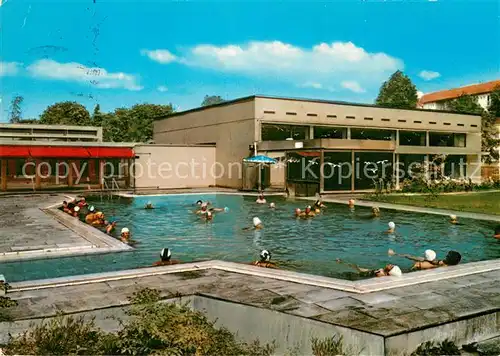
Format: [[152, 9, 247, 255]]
[[389, 249, 439, 270], [251, 250, 278, 269], [256, 193, 267, 204], [336, 258, 402, 278], [145, 201, 154, 209], [153, 248, 181, 266]]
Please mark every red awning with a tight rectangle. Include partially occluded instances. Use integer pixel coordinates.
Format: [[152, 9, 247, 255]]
[[87, 147, 134, 158], [0, 145, 31, 157], [29, 147, 91, 158]]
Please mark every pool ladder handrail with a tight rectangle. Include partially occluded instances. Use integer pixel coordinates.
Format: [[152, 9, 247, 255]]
[[102, 177, 120, 200]]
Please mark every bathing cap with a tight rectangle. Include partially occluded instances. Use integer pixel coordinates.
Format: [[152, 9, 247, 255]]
[[388, 222, 395, 229], [424, 249, 436, 262], [196, 200, 202, 204], [269, 202, 276, 208], [121, 227, 130, 234], [147, 201, 152, 205], [450, 215, 457, 220], [74, 206, 80, 212], [253, 217, 262, 227], [224, 207, 229, 212], [296, 208, 301, 213], [306, 205, 312, 209], [160, 248, 171, 261], [388, 265, 402, 277], [260, 250, 271, 261], [444, 251, 461, 266], [89, 206, 95, 212]]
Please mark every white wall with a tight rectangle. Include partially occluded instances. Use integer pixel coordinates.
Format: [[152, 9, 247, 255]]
[[132, 145, 216, 189]]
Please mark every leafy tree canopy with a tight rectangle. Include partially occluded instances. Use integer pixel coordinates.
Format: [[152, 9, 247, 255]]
[[445, 94, 483, 114], [375, 70, 418, 109], [488, 85, 500, 117], [201, 95, 225, 107], [39, 101, 91, 126]]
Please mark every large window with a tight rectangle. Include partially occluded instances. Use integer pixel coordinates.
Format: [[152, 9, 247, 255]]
[[399, 131, 426, 146], [286, 151, 320, 182], [350, 128, 394, 141], [398, 154, 426, 181], [429, 133, 466, 147], [354, 152, 393, 190], [323, 152, 352, 191], [444, 155, 467, 178], [313, 126, 346, 139], [261, 124, 309, 141]]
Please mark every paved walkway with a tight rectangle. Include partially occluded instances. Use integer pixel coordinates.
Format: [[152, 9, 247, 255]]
[[0, 194, 131, 262], [4, 264, 500, 354]]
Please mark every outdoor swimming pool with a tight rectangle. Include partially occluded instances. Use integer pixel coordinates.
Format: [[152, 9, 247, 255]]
[[2, 193, 499, 282]]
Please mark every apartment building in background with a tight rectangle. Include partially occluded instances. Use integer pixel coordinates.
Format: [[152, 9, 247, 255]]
[[418, 79, 500, 111]]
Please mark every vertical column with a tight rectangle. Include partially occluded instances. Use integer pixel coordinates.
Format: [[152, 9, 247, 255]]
[[395, 153, 400, 190], [35, 159, 41, 190], [347, 127, 351, 140], [351, 150, 355, 192], [124, 159, 131, 188], [426, 131, 430, 147], [68, 160, 74, 187], [1, 159, 7, 191], [309, 126, 314, 140], [319, 150, 324, 193], [395, 130, 399, 146], [424, 155, 430, 180], [99, 159, 105, 189]]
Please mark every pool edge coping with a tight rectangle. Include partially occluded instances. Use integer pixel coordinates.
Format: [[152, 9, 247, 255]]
[[9, 258, 500, 295]]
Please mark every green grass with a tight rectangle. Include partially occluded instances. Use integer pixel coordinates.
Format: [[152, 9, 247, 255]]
[[364, 191, 500, 215]]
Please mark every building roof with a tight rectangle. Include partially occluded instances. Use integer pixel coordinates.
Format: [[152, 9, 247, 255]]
[[419, 79, 500, 104], [158, 94, 481, 120]]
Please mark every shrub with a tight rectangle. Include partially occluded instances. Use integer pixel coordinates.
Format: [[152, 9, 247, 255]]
[[4, 288, 276, 356], [410, 339, 460, 356], [311, 335, 354, 356], [0, 282, 18, 322]]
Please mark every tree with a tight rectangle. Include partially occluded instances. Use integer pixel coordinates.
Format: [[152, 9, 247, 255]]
[[39, 102, 91, 126], [8, 96, 23, 123], [375, 71, 418, 109], [444, 94, 483, 114], [201, 95, 225, 107], [91, 104, 104, 127], [488, 86, 500, 117], [102, 103, 175, 142]]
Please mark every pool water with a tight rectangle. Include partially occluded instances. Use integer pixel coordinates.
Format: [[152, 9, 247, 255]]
[[3, 194, 499, 282]]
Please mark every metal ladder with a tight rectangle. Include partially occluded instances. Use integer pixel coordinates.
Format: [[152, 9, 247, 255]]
[[102, 177, 120, 200]]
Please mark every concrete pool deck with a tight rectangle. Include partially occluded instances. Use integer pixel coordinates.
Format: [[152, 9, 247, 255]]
[[2, 261, 500, 355], [0, 194, 132, 263]]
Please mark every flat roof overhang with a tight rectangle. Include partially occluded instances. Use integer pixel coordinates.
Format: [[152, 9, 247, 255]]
[[258, 139, 396, 151]]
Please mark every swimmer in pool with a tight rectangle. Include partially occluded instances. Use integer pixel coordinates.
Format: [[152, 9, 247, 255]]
[[303, 205, 316, 218], [372, 207, 380, 217], [348, 199, 355, 209], [269, 202, 276, 209], [449, 215, 464, 225], [120, 227, 131, 243], [106, 221, 117, 235], [202, 211, 213, 222], [195, 203, 209, 215], [386, 221, 396, 234], [294, 208, 302, 218], [313, 199, 326, 213], [389, 249, 439, 270], [243, 217, 263, 230], [256, 194, 267, 204], [336, 258, 402, 278], [494, 225, 500, 239], [251, 250, 278, 269], [145, 201, 154, 209], [152, 248, 180, 266]]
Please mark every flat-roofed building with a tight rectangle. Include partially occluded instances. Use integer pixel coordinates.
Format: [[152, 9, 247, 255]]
[[0, 123, 103, 142], [154, 95, 483, 193]]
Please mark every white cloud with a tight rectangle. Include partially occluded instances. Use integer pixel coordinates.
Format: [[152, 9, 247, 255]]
[[157, 85, 168, 92], [146, 41, 402, 92], [27, 59, 143, 91], [341, 80, 365, 93], [300, 82, 323, 89], [419, 70, 440, 81], [141, 49, 177, 64], [417, 91, 424, 99], [0, 61, 20, 76]]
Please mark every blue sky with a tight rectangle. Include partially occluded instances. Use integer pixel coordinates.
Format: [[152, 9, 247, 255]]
[[1, 0, 499, 121]]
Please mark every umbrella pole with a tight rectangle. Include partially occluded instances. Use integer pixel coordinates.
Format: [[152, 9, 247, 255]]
[[258, 163, 262, 191]]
